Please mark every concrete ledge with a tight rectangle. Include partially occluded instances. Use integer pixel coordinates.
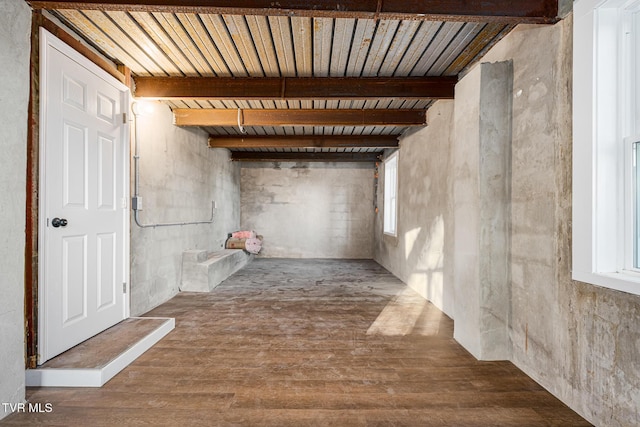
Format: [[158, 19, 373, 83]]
[[180, 249, 252, 292]]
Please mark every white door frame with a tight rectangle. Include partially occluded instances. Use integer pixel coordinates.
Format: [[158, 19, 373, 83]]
[[38, 28, 130, 364]]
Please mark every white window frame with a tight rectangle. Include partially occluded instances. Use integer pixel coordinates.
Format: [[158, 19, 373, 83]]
[[573, 0, 640, 295], [383, 151, 399, 236]]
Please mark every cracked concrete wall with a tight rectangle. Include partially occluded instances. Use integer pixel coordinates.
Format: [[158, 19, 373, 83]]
[[373, 101, 456, 318], [0, 0, 30, 419], [130, 102, 240, 315], [240, 162, 374, 258]]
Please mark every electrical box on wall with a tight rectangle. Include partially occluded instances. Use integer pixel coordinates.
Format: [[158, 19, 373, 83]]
[[132, 196, 143, 211]]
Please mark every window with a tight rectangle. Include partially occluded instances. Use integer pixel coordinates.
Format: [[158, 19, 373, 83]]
[[626, 4, 640, 271], [573, 0, 640, 295], [383, 151, 398, 236], [635, 142, 640, 267]]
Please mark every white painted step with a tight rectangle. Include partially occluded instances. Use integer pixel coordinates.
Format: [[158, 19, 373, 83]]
[[26, 317, 174, 387]]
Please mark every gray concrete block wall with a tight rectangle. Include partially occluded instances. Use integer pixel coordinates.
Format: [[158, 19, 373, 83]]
[[241, 162, 374, 259], [373, 101, 456, 318], [130, 103, 240, 316], [0, 0, 30, 419]]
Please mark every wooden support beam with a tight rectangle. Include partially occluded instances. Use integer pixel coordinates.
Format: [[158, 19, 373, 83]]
[[230, 152, 380, 163], [134, 77, 456, 100], [27, 0, 560, 24], [174, 109, 426, 127], [208, 135, 398, 149]]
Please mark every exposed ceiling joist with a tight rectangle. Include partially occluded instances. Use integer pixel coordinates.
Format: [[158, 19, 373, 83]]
[[34, 12, 129, 85], [174, 109, 426, 127], [29, 0, 560, 23], [231, 152, 380, 163], [208, 135, 398, 149], [134, 77, 456, 100]]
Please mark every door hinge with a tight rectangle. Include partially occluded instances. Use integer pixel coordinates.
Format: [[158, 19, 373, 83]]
[[123, 282, 127, 294], [122, 112, 127, 124]]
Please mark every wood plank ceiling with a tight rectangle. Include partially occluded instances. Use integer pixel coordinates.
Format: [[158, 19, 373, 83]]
[[29, 0, 561, 161]]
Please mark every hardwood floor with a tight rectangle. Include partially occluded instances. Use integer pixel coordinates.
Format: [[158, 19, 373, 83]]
[[4, 259, 591, 426]]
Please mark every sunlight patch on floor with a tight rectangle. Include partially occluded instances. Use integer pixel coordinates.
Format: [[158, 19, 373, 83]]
[[366, 287, 443, 336]]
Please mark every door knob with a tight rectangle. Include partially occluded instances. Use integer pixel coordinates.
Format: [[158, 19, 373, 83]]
[[51, 217, 68, 228]]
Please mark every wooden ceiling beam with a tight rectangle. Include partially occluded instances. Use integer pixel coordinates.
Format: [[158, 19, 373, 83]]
[[28, 0, 560, 24], [174, 109, 426, 127], [208, 135, 399, 149], [134, 77, 456, 100], [230, 152, 380, 163]]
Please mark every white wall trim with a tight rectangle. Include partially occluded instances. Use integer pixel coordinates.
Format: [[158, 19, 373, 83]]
[[383, 151, 399, 237]]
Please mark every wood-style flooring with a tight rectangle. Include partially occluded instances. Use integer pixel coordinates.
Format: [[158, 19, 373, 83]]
[[4, 259, 591, 426]]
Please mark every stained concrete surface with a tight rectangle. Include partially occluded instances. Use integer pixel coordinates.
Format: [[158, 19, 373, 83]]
[[0, 0, 31, 419], [488, 18, 640, 426]]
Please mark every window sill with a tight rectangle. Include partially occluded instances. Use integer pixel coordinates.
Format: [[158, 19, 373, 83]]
[[572, 270, 640, 296], [382, 232, 398, 247]]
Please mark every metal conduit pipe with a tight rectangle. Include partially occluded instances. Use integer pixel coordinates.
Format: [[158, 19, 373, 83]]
[[131, 101, 216, 228]]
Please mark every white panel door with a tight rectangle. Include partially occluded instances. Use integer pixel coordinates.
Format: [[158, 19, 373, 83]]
[[39, 30, 129, 363]]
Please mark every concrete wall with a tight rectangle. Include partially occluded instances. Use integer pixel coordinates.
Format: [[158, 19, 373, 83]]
[[452, 61, 512, 361], [241, 162, 374, 258], [130, 102, 240, 315], [373, 101, 456, 318], [0, 0, 30, 419], [479, 17, 640, 426], [378, 14, 640, 426]]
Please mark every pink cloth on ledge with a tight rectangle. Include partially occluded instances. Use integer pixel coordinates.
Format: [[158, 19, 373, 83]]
[[231, 230, 256, 239]]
